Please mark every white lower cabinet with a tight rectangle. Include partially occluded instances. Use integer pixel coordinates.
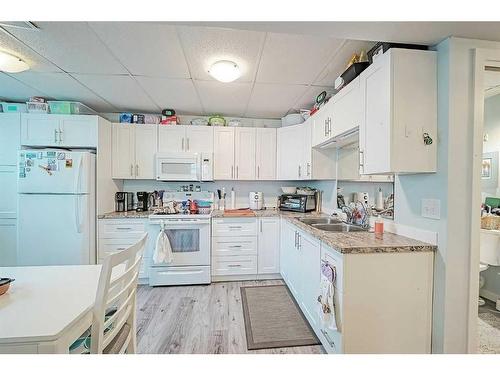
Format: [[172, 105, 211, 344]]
[[98, 219, 151, 281], [212, 217, 280, 280], [279, 218, 434, 354]]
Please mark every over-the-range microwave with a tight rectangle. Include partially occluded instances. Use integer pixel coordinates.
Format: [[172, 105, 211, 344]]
[[155, 152, 213, 181]]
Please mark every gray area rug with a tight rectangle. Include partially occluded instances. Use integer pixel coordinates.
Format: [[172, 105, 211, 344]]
[[478, 311, 500, 354], [240, 285, 320, 350]]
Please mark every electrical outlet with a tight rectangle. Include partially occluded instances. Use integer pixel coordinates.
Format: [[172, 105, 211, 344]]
[[421, 198, 441, 220]]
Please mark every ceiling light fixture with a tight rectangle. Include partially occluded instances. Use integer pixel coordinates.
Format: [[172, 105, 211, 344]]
[[208, 60, 240, 83], [0, 51, 29, 73]]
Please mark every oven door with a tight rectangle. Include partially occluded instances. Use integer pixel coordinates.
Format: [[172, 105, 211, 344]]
[[149, 222, 210, 267], [156, 153, 201, 181]]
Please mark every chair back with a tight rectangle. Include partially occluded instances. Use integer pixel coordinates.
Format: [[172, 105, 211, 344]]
[[90, 233, 148, 354]]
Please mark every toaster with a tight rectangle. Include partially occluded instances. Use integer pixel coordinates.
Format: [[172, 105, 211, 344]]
[[279, 194, 317, 213]]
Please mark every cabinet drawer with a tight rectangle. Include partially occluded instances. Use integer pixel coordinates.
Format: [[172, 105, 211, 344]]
[[149, 265, 210, 286], [212, 255, 257, 276], [98, 238, 139, 257], [212, 218, 257, 237], [98, 220, 146, 238], [321, 244, 344, 293], [212, 236, 257, 257]]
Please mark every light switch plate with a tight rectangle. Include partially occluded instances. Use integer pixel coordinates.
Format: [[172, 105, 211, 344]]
[[421, 198, 441, 220]]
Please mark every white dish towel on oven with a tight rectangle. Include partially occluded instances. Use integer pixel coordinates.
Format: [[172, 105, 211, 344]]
[[153, 229, 173, 264]]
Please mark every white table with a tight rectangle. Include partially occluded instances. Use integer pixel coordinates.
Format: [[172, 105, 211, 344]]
[[0, 265, 102, 354]]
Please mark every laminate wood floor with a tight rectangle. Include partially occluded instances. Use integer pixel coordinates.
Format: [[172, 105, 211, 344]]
[[136, 279, 324, 354]]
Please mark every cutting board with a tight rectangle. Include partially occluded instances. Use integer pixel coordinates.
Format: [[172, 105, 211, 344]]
[[223, 209, 255, 217]]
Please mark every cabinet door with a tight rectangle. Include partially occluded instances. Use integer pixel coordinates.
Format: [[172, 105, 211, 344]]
[[59, 116, 97, 148], [332, 77, 361, 137], [235, 128, 256, 180], [186, 126, 214, 153], [298, 231, 321, 328], [0, 166, 17, 218], [311, 104, 329, 146], [134, 124, 157, 179], [20, 114, 60, 147], [158, 125, 186, 152], [0, 113, 20, 165], [213, 127, 235, 180], [258, 217, 280, 274], [277, 125, 301, 180], [360, 57, 391, 175], [112, 123, 135, 179], [300, 121, 312, 180], [0, 218, 17, 266], [279, 220, 295, 285], [256, 128, 276, 180]]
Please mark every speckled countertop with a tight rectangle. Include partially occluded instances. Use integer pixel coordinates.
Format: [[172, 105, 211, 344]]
[[282, 215, 436, 254], [99, 209, 436, 255]]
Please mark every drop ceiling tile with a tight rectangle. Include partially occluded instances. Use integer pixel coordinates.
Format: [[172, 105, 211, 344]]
[[177, 26, 265, 83], [89, 22, 190, 78], [7, 22, 127, 74], [246, 83, 308, 119], [11, 71, 115, 112], [135, 76, 202, 114], [314, 39, 376, 86], [256, 33, 344, 85], [195, 80, 252, 116], [292, 85, 335, 112], [0, 28, 61, 73], [0, 72, 46, 101], [72, 74, 160, 112]]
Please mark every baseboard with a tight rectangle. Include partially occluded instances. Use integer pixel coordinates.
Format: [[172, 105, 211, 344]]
[[211, 273, 282, 282], [480, 288, 500, 303]]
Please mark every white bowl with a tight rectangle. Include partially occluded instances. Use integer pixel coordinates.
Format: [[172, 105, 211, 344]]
[[281, 187, 297, 194]]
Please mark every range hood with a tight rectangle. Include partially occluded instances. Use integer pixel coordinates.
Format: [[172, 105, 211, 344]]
[[316, 127, 359, 149]]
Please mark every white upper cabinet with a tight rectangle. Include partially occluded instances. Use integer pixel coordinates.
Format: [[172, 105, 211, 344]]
[[337, 143, 393, 182], [234, 128, 256, 180], [112, 123, 157, 179], [255, 128, 276, 180], [186, 126, 214, 153], [312, 77, 361, 148], [278, 121, 336, 180], [158, 125, 214, 154], [359, 49, 437, 174], [112, 123, 135, 179], [331, 76, 362, 138], [134, 125, 157, 179], [0, 113, 20, 166], [277, 124, 302, 180], [21, 114, 97, 148], [158, 126, 185, 152], [213, 127, 235, 180]]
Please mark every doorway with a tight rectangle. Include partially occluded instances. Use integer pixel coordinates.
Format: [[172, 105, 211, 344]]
[[469, 50, 500, 353]]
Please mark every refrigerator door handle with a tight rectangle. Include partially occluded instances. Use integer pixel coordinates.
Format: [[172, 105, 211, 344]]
[[74, 156, 83, 193], [74, 195, 83, 233]]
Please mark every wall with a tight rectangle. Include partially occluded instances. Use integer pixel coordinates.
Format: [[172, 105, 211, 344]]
[[395, 37, 500, 353]]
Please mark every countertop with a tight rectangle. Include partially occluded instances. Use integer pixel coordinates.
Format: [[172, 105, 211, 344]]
[[98, 209, 436, 255]]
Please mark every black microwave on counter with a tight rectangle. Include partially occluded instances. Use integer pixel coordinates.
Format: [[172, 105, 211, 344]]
[[278, 194, 317, 213]]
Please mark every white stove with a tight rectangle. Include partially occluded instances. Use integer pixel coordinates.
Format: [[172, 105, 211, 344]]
[[147, 212, 211, 286]]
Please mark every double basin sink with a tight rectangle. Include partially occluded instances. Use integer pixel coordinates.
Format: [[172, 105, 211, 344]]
[[297, 217, 368, 232]]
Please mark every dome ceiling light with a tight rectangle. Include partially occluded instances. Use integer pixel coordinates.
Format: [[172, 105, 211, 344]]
[[208, 60, 241, 83]]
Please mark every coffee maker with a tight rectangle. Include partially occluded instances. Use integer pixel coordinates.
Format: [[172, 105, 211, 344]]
[[115, 192, 134, 212], [136, 191, 150, 212]]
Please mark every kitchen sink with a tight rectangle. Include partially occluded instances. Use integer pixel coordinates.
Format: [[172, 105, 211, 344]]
[[298, 217, 342, 225], [311, 223, 368, 232]]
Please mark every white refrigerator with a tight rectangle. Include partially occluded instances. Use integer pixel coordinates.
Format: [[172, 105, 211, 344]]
[[17, 150, 96, 266]]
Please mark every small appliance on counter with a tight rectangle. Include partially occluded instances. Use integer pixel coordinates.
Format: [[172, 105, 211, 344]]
[[115, 192, 134, 212], [249, 192, 264, 210], [136, 191, 150, 212], [354, 192, 369, 206], [279, 194, 317, 213]]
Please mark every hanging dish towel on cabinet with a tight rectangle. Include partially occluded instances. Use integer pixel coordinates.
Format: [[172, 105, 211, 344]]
[[153, 224, 173, 264], [317, 261, 338, 331]]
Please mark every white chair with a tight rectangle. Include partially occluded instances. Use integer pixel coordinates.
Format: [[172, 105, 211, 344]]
[[90, 233, 148, 354]]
